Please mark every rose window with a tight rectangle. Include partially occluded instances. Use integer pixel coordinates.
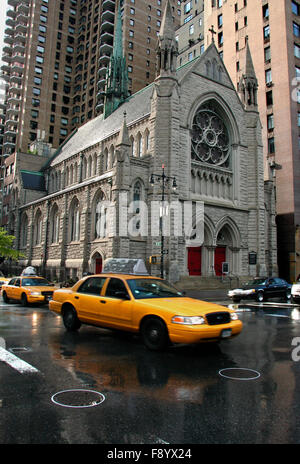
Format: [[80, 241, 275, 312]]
[[191, 108, 230, 167]]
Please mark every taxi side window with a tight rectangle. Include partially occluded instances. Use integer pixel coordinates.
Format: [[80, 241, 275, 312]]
[[9, 278, 16, 285], [77, 277, 106, 295], [105, 278, 129, 299], [15, 279, 20, 287]]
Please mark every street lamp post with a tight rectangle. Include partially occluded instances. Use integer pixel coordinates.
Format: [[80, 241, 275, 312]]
[[149, 164, 177, 279]]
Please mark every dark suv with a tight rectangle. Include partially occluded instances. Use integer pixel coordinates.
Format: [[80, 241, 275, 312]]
[[228, 277, 292, 303]]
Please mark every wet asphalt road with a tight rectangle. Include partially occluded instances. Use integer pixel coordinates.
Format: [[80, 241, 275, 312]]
[[0, 294, 300, 445]]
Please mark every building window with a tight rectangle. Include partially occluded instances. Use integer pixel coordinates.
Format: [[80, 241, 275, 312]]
[[293, 22, 300, 37], [70, 199, 80, 242], [265, 68, 272, 84], [268, 137, 275, 154], [266, 90, 273, 106], [267, 114, 274, 130], [264, 46, 271, 62], [292, 1, 300, 15], [295, 43, 300, 58], [218, 14, 223, 28], [263, 25, 270, 40], [262, 4, 269, 19], [95, 193, 107, 239]]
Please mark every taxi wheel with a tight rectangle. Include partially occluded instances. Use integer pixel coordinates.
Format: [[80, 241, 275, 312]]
[[2, 291, 9, 303], [141, 317, 169, 351], [21, 293, 28, 306], [63, 307, 81, 332]]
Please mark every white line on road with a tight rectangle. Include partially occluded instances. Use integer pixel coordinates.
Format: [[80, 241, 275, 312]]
[[0, 346, 39, 374]]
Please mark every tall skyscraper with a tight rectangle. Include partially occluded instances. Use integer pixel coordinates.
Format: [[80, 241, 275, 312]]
[[0, 0, 181, 157]]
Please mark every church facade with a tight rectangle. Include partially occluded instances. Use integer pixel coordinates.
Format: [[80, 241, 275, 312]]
[[8, 1, 277, 284]]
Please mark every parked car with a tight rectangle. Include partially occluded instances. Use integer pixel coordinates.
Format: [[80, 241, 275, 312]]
[[291, 280, 300, 303], [228, 277, 292, 303], [49, 273, 242, 351], [1, 276, 59, 306]]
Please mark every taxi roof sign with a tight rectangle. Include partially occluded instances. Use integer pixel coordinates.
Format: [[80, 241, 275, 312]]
[[102, 258, 149, 275]]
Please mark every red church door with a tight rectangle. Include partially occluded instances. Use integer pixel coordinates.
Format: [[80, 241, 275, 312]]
[[188, 247, 202, 275], [95, 257, 102, 274], [214, 246, 226, 276]]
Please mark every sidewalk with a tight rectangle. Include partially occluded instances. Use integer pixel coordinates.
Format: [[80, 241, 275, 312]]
[[184, 288, 231, 304]]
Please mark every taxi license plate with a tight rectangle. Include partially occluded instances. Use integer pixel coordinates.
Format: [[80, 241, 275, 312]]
[[221, 329, 232, 338]]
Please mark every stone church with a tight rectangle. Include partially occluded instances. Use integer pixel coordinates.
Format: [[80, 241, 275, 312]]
[[9, 1, 277, 284]]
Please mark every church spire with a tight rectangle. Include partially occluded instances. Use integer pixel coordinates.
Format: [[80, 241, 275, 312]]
[[238, 37, 258, 109], [155, 0, 178, 77], [103, 3, 129, 119]]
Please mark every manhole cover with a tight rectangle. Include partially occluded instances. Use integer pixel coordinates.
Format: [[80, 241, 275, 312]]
[[219, 368, 260, 380], [9, 347, 31, 353], [51, 389, 105, 408]]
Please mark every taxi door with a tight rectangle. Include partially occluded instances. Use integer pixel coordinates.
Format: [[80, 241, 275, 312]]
[[12, 277, 22, 301], [99, 277, 133, 330], [75, 276, 108, 324]]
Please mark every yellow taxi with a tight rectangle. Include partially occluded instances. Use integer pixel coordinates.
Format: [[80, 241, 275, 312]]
[[0, 272, 10, 291], [2, 276, 59, 306], [49, 274, 243, 351]]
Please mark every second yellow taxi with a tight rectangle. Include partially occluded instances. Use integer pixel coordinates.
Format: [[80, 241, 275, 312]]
[[49, 274, 243, 351], [2, 276, 59, 306]]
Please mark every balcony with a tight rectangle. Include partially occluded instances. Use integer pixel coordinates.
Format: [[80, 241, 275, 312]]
[[6, 18, 16, 28], [13, 42, 25, 53], [15, 22, 27, 34], [8, 0, 19, 6], [101, 19, 114, 33], [3, 45, 12, 54], [99, 42, 113, 55], [4, 27, 14, 36], [12, 53, 25, 64], [0, 72, 11, 82], [8, 95, 21, 105], [14, 32, 26, 43], [102, 8, 114, 24], [10, 73, 22, 83], [2, 54, 12, 64], [1, 64, 11, 74], [98, 53, 111, 65], [4, 127, 17, 137], [11, 62, 24, 73], [102, 0, 115, 13], [4, 35, 14, 45]]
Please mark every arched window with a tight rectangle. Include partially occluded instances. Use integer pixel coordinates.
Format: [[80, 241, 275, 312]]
[[20, 213, 28, 248], [87, 155, 92, 177], [34, 209, 43, 245], [50, 204, 60, 244], [103, 148, 108, 172], [190, 102, 231, 168], [137, 132, 142, 157], [130, 136, 135, 157], [94, 191, 107, 239], [69, 198, 80, 242], [70, 164, 73, 185], [82, 157, 87, 180], [145, 129, 150, 152]]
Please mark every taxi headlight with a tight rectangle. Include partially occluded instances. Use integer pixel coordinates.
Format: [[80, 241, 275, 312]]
[[172, 316, 205, 325], [230, 312, 239, 320], [28, 291, 41, 296]]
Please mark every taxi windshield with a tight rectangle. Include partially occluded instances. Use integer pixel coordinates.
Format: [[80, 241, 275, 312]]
[[127, 279, 184, 299], [22, 278, 52, 286]]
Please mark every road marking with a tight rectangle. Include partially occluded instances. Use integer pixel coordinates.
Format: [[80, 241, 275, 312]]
[[0, 346, 39, 374]]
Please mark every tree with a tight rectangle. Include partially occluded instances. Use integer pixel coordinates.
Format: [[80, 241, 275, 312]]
[[0, 227, 24, 261]]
